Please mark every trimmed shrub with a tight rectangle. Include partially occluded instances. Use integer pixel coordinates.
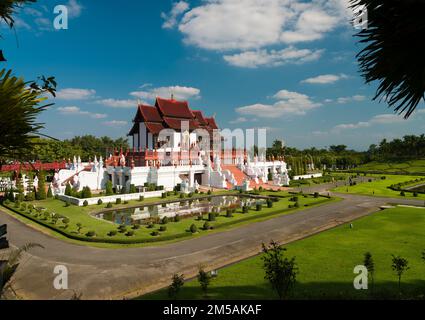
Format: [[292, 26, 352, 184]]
[[106, 202, 113, 208], [108, 230, 117, 237], [162, 192, 167, 199], [83, 200, 89, 207], [129, 184, 137, 194], [126, 231, 135, 237], [147, 222, 155, 229], [179, 193, 185, 199], [86, 231, 96, 237], [400, 191, 406, 197], [161, 217, 169, 225], [314, 192, 319, 198], [116, 198, 122, 205], [256, 203, 262, 211], [174, 215, 181, 222], [294, 202, 300, 208], [267, 200, 273, 208], [118, 225, 127, 233], [226, 209, 233, 218], [151, 231, 160, 236], [188, 192, 193, 198], [242, 206, 249, 214], [159, 226, 167, 232], [139, 195, 144, 202], [207, 190, 212, 195], [97, 199, 103, 205], [413, 192, 418, 197], [190, 224, 198, 233], [208, 213, 216, 221], [203, 221, 211, 230], [132, 224, 140, 230]]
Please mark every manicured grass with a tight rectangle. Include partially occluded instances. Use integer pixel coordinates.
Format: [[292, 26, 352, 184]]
[[142, 206, 425, 300], [1, 191, 333, 246], [332, 174, 425, 199], [352, 159, 425, 175]]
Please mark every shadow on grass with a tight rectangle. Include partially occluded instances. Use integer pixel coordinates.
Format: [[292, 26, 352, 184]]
[[140, 280, 425, 300]]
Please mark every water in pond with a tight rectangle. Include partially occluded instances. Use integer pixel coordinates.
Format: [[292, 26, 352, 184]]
[[95, 196, 266, 225]]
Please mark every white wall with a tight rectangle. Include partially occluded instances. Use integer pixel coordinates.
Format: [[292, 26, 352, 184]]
[[293, 173, 323, 180], [59, 190, 164, 207]]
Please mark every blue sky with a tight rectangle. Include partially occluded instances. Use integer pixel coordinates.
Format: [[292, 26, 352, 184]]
[[2, 0, 424, 150]]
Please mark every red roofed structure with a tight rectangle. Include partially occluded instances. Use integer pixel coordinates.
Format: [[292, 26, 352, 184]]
[[128, 97, 219, 151]]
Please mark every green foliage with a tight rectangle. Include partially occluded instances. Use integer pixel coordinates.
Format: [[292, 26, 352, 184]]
[[363, 252, 375, 292], [47, 185, 53, 198], [256, 203, 263, 211], [391, 255, 410, 292], [105, 181, 113, 196], [116, 198, 122, 205], [190, 224, 197, 234], [83, 200, 88, 207], [129, 184, 137, 194], [168, 274, 185, 300], [161, 217, 169, 225], [85, 231, 96, 238], [197, 267, 211, 297], [159, 226, 167, 232], [262, 241, 298, 299], [97, 199, 103, 205], [106, 202, 113, 208], [203, 221, 211, 230], [65, 183, 73, 197], [81, 186, 92, 199], [208, 213, 216, 222]]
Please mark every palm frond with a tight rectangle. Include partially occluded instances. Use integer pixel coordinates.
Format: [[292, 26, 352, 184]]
[[351, 0, 425, 118]]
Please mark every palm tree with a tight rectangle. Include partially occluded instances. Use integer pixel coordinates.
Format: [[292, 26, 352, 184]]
[[1, 243, 43, 299], [352, 0, 425, 118]]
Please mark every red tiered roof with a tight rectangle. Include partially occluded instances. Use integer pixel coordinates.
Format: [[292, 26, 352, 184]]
[[138, 104, 162, 122], [155, 97, 194, 119], [128, 97, 219, 136], [163, 117, 200, 130], [205, 117, 218, 130]]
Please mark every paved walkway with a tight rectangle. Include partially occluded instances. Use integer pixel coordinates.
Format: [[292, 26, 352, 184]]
[[1, 184, 423, 299]]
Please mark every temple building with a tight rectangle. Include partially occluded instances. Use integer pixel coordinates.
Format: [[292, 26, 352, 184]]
[[49, 97, 290, 199]]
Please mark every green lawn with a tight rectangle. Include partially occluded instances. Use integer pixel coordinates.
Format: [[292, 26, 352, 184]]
[[142, 206, 425, 300], [2, 191, 333, 247], [352, 159, 425, 175], [332, 174, 425, 200]]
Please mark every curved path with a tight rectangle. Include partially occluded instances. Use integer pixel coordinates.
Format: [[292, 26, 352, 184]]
[[1, 183, 424, 299]]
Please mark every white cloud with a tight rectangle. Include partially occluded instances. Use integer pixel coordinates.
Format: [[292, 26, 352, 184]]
[[57, 106, 107, 119], [130, 85, 201, 101], [170, 0, 352, 51], [223, 46, 323, 68], [103, 120, 128, 127], [67, 0, 83, 18], [229, 117, 248, 124], [161, 1, 190, 29], [336, 95, 367, 104], [236, 89, 321, 118], [301, 73, 348, 84], [56, 88, 96, 100], [333, 113, 408, 132], [96, 99, 136, 108]]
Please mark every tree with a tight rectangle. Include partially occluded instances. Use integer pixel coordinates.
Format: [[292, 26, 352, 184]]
[[363, 252, 375, 293], [0, 69, 56, 164], [262, 241, 298, 299], [36, 171, 46, 200], [421, 250, 425, 264], [105, 180, 113, 196], [197, 267, 211, 298], [391, 255, 409, 293], [1, 243, 43, 299], [352, 0, 425, 118], [65, 183, 73, 197], [168, 273, 185, 300], [81, 186, 92, 199], [47, 185, 53, 198]]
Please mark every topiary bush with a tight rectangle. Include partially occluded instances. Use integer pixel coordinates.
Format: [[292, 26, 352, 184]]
[[86, 231, 96, 237], [162, 192, 167, 199], [203, 221, 211, 230], [226, 209, 233, 218], [139, 195, 144, 202], [208, 212, 216, 221], [242, 206, 249, 214], [174, 215, 181, 222], [256, 203, 262, 211], [116, 198, 122, 205], [179, 193, 185, 199], [267, 200, 273, 208], [132, 224, 140, 230], [161, 217, 169, 224], [108, 230, 117, 237], [159, 226, 167, 232], [97, 199, 103, 205], [126, 231, 135, 237], [83, 200, 89, 207], [151, 231, 160, 236], [190, 224, 198, 233]]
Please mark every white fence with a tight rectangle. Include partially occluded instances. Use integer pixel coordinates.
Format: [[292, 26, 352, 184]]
[[58, 190, 164, 207], [292, 173, 323, 181]]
